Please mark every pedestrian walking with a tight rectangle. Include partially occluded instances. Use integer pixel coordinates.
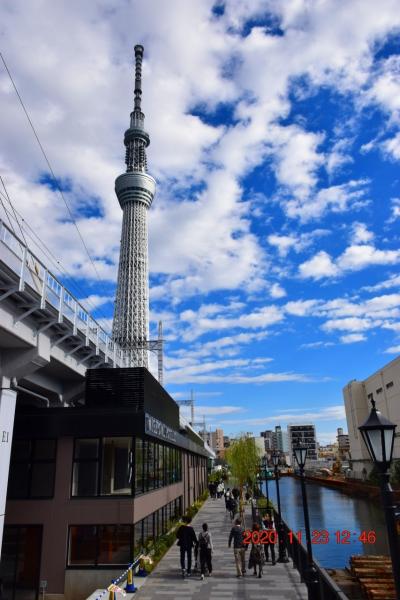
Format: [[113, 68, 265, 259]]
[[225, 488, 232, 514], [248, 522, 264, 578], [176, 515, 197, 577], [198, 522, 213, 580], [262, 512, 276, 565], [227, 495, 237, 520], [217, 482, 224, 498], [228, 517, 247, 577]]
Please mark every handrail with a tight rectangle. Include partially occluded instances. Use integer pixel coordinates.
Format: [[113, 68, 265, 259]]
[[253, 499, 350, 600], [92, 553, 143, 600], [0, 218, 125, 367]]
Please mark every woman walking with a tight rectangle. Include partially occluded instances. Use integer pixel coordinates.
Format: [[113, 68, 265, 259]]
[[262, 512, 276, 565], [248, 522, 264, 578], [198, 522, 213, 580]]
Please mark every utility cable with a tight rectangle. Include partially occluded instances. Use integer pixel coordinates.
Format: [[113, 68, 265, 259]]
[[0, 52, 108, 290], [0, 174, 28, 247], [0, 188, 113, 326]]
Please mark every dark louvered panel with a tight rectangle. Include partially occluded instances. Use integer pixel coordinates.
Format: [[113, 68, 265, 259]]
[[85, 367, 179, 429]]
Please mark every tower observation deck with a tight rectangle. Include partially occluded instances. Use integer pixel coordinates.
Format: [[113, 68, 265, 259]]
[[112, 45, 156, 368]]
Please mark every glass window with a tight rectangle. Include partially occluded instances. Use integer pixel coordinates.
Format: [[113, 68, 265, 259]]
[[143, 515, 154, 548], [34, 439, 56, 460], [68, 526, 97, 566], [97, 525, 131, 565], [147, 441, 155, 491], [7, 463, 30, 498], [164, 446, 170, 485], [72, 461, 98, 497], [68, 525, 132, 566], [74, 439, 99, 459], [135, 438, 144, 495], [101, 437, 132, 496], [157, 444, 164, 488], [134, 520, 143, 554], [142, 439, 148, 492], [30, 463, 55, 497], [7, 439, 56, 500]]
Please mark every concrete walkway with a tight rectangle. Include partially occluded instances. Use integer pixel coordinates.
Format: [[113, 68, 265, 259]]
[[135, 497, 308, 600]]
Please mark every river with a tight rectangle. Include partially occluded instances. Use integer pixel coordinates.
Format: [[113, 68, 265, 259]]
[[263, 476, 389, 568]]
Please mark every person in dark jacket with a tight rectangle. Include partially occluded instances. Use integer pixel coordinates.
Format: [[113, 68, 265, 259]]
[[198, 522, 213, 579], [176, 516, 198, 577], [228, 518, 246, 577], [248, 522, 264, 578]]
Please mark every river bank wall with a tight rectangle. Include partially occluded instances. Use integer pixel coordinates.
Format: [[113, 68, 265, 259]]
[[291, 473, 400, 502]]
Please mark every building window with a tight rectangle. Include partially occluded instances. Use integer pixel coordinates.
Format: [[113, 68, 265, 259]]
[[101, 438, 132, 496], [72, 437, 182, 498], [8, 439, 57, 499], [68, 525, 131, 566], [135, 437, 144, 495], [386, 381, 394, 389], [376, 388, 383, 394], [72, 439, 100, 497]]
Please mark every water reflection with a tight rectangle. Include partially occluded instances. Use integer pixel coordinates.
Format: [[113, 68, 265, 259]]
[[265, 477, 388, 568]]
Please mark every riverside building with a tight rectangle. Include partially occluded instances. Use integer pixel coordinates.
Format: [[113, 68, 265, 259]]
[[343, 354, 400, 478], [2, 368, 209, 600]]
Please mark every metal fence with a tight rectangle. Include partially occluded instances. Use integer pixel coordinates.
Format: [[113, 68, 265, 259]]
[[252, 500, 350, 600]]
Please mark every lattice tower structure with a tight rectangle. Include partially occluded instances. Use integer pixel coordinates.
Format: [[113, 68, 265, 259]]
[[112, 45, 156, 368]]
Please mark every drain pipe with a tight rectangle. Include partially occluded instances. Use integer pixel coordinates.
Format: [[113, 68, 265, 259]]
[[11, 379, 50, 407]]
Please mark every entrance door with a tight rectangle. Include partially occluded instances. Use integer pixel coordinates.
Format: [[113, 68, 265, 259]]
[[0, 525, 42, 600]]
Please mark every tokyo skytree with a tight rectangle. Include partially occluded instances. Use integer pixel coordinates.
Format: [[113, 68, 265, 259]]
[[112, 45, 156, 368]]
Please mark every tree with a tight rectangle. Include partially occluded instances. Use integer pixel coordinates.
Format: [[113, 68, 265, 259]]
[[226, 435, 263, 506]]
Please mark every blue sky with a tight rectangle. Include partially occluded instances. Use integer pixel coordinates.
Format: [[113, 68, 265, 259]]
[[1, 0, 400, 443]]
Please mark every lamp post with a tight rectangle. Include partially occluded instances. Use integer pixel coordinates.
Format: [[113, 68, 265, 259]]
[[271, 452, 289, 563], [293, 445, 319, 600], [261, 455, 270, 505], [359, 394, 400, 600]]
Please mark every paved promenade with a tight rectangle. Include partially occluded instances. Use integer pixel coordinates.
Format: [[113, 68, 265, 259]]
[[135, 497, 308, 600]]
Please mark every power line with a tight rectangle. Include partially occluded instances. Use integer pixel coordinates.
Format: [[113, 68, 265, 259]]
[[0, 174, 28, 247], [0, 188, 113, 327], [0, 52, 108, 290]]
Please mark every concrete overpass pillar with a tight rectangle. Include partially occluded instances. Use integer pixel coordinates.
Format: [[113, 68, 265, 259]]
[[0, 377, 16, 560]]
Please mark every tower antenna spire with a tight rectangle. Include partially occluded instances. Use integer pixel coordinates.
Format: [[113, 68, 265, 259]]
[[134, 44, 143, 112], [112, 44, 156, 368]]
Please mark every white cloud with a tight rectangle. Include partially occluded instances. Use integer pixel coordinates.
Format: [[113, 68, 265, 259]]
[[299, 251, 339, 280], [362, 274, 400, 292], [180, 405, 244, 417], [351, 222, 374, 244], [299, 244, 400, 280], [340, 333, 367, 344], [218, 405, 345, 426], [283, 179, 369, 222], [384, 345, 400, 354], [300, 341, 335, 349], [388, 198, 400, 222], [270, 283, 287, 298], [322, 317, 375, 333]]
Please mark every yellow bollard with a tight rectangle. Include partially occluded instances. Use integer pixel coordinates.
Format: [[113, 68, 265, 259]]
[[125, 567, 137, 593], [108, 589, 115, 600]]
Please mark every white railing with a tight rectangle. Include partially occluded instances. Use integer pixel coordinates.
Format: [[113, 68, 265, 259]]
[[0, 218, 126, 367]]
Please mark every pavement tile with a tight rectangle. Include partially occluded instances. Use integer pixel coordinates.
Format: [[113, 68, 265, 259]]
[[135, 497, 308, 600]]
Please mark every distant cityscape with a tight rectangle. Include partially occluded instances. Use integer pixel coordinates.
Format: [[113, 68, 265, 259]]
[[198, 351, 400, 480]]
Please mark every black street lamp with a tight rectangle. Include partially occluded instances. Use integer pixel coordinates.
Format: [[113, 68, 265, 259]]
[[271, 452, 289, 563], [293, 445, 319, 600], [261, 455, 270, 505], [359, 395, 400, 600]]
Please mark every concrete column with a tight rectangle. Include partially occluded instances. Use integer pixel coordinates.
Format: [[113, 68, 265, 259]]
[[0, 381, 17, 560]]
